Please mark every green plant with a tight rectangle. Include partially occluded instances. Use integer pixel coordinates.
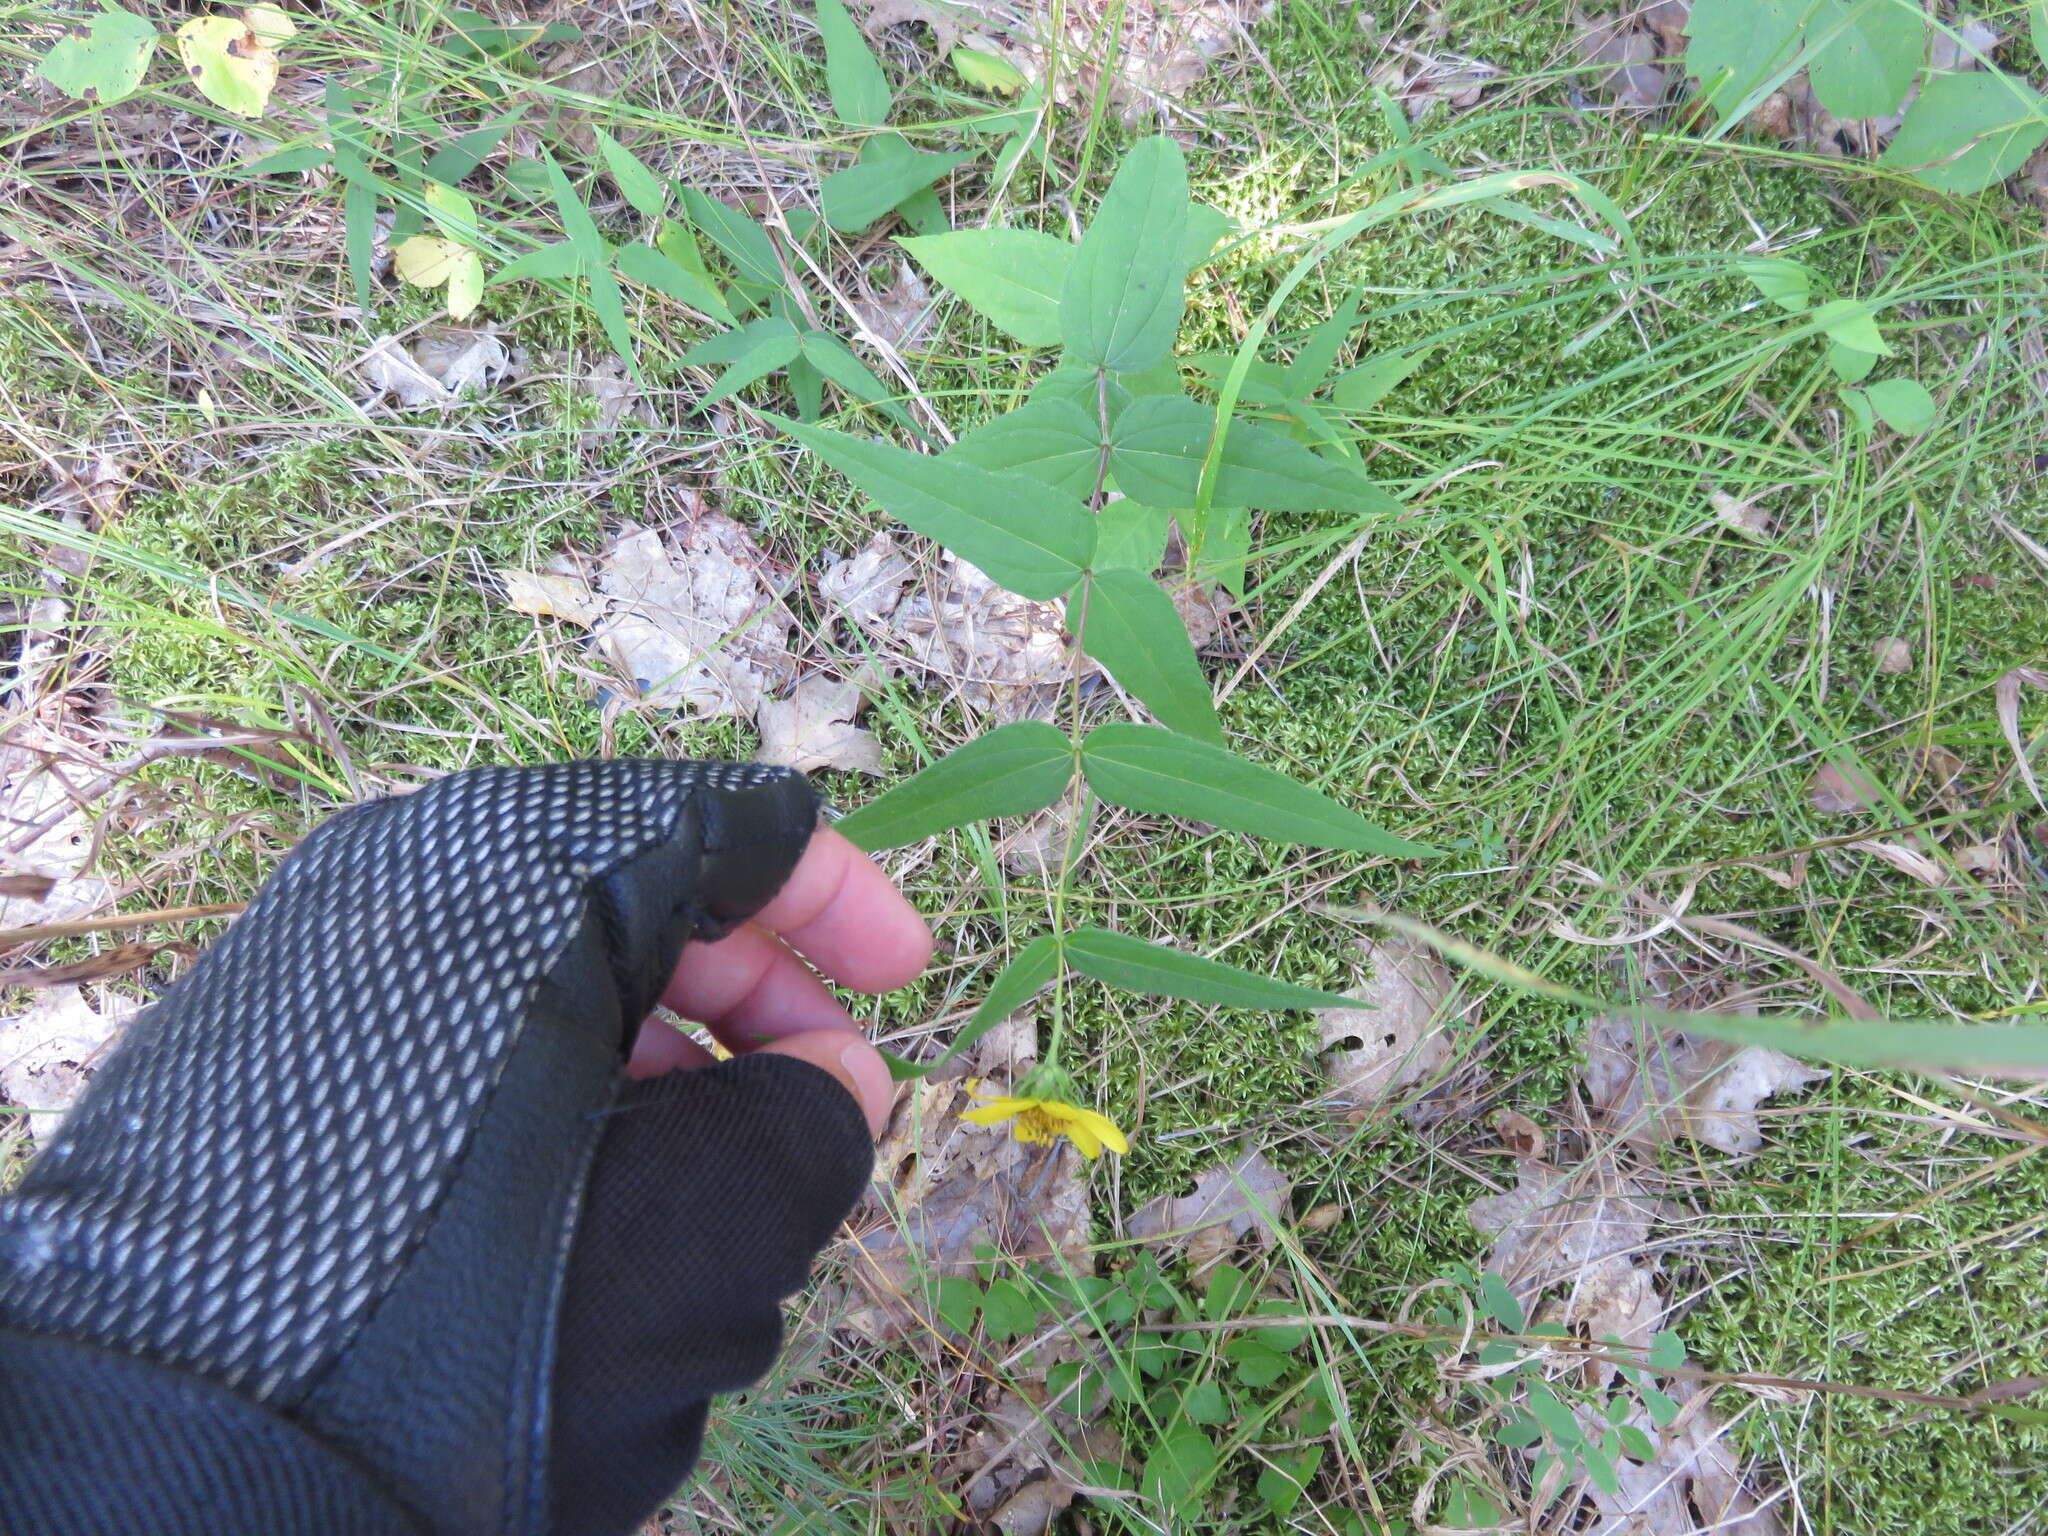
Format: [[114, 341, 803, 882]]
[[1682, 0, 2048, 191]]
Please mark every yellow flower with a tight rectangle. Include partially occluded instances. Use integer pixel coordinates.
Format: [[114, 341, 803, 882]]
[[962, 1064, 1129, 1160]]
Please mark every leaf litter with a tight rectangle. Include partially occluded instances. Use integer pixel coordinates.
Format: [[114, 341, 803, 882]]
[[1315, 935, 1461, 1121], [0, 985, 138, 1149]]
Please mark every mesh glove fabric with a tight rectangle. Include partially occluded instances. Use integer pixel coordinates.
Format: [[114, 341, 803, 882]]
[[0, 759, 876, 1536]]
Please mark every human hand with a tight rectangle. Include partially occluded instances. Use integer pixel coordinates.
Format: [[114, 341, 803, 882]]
[[625, 825, 931, 1135]]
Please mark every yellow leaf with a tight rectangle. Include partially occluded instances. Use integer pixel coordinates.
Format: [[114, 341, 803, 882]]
[[174, 9, 288, 118], [394, 235, 463, 289], [423, 180, 478, 241], [446, 250, 485, 319]]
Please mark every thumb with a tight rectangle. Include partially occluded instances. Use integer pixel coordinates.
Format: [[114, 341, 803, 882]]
[[752, 1029, 896, 1138]]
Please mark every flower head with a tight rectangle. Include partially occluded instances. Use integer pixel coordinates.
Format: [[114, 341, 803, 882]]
[[962, 1062, 1129, 1160]]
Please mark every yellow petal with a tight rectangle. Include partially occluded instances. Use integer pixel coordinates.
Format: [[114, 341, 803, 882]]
[[1066, 1105, 1129, 1155], [1063, 1120, 1103, 1159], [962, 1098, 1032, 1126]]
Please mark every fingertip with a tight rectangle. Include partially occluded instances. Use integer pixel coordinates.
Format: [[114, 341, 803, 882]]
[[758, 1028, 896, 1139]]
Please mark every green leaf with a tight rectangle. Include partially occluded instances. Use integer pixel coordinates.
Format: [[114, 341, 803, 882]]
[[1839, 385, 1876, 436], [1863, 376, 1936, 433], [1330, 350, 1428, 410], [422, 180, 481, 243], [771, 416, 1095, 598], [36, 4, 155, 105], [1880, 71, 2048, 193], [594, 127, 667, 221], [1735, 256, 1812, 313], [1618, 1425, 1658, 1461], [1643, 1386, 1680, 1426], [697, 330, 802, 407], [1094, 500, 1172, 572], [1582, 1443, 1621, 1497], [243, 143, 331, 176], [176, 9, 292, 118], [1256, 1448, 1322, 1518], [836, 721, 1073, 850], [682, 188, 785, 290], [1281, 286, 1366, 397], [821, 142, 972, 233], [980, 1278, 1037, 1341], [888, 935, 1060, 1080], [1479, 1272, 1525, 1332], [1649, 1330, 1685, 1369], [1227, 1337, 1290, 1387], [1108, 395, 1399, 515], [681, 317, 797, 367], [2035, 0, 2048, 64], [1810, 298, 1891, 357], [1179, 1379, 1229, 1426], [1527, 1384, 1580, 1445], [898, 228, 1071, 346], [1183, 202, 1234, 270], [1066, 926, 1357, 1009], [1684, 0, 1803, 117], [935, 1276, 982, 1332], [614, 241, 734, 322], [540, 151, 639, 380], [797, 332, 915, 430], [1072, 569, 1222, 744], [423, 113, 519, 187], [1202, 1263, 1253, 1320], [1081, 722, 1437, 855], [951, 45, 1026, 95], [1806, 0, 1922, 118], [947, 398, 1101, 497], [1496, 1413, 1543, 1449], [1061, 135, 1190, 373], [1140, 1427, 1217, 1518], [1826, 341, 1879, 383], [818, 0, 891, 126]]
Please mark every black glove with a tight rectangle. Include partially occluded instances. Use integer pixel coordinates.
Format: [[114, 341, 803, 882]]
[[0, 759, 877, 1536]]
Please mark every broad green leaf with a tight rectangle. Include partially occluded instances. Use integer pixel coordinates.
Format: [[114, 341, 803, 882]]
[[1183, 202, 1233, 270], [541, 151, 639, 379], [1281, 285, 1366, 397], [947, 398, 1101, 497], [1839, 384, 1876, 435], [493, 239, 583, 285], [614, 241, 734, 322], [1066, 927, 1358, 1009], [772, 416, 1095, 598], [422, 180, 480, 242], [1180, 1380, 1229, 1426], [821, 143, 972, 233], [1879, 71, 2048, 193], [836, 721, 1073, 849], [656, 220, 720, 288], [1093, 501, 1172, 571], [445, 249, 484, 319], [1070, 569, 1221, 744], [818, 0, 891, 126], [1202, 1264, 1252, 1320], [1683, 0, 1803, 116], [682, 188, 785, 290], [1810, 298, 1890, 356], [243, 143, 331, 176], [176, 7, 293, 117], [951, 45, 1026, 95], [1864, 376, 1937, 433], [898, 228, 1071, 345], [1649, 1330, 1685, 1369], [1527, 1384, 1579, 1444], [594, 127, 667, 220], [680, 316, 795, 367], [2035, 0, 2048, 64], [1479, 1272, 1525, 1331], [1140, 1427, 1217, 1519], [1807, 0, 1922, 119], [1826, 341, 1879, 383], [1735, 255, 1812, 313], [1186, 351, 1296, 406], [979, 1278, 1037, 1341], [1081, 721, 1438, 855], [1582, 1444, 1621, 1497], [1031, 360, 1134, 428], [935, 1276, 981, 1332], [1061, 135, 1190, 373], [787, 353, 824, 420], [1330, 351, 1428, 410], [1108, 395, 1399, 515], [1257, 1449, 1323, 1519], [423, 112, 519, 186], [36, 4, 155, 105], [888, 935, 1062, 1081], [1227, 1338, 1288, 1387]]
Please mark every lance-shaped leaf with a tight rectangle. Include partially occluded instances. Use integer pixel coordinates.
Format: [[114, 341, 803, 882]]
[[837, 721, 1074, 849], [1067, 927, 1355, 1008]]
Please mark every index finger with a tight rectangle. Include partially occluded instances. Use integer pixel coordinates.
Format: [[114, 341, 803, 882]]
[[743, 825, 933, 993]]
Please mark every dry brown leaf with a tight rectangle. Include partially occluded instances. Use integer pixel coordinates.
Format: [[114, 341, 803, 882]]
[[1469, 1164, 1658, 1291], [1494, 1108, 1546, 1161], [1316, 937, 1457, 1120], [1709, 489, 1771, 537], [0, 741, 113, 933], [756, 672, 885, 776], [1806, 759, 1884, 815], [579, 356, 648, 436], [1994, 666, 2048, 810], [956, 1387, 1126, 1532], [500, 559, 604, 628], [1587, 1380, 1782, 1536], [818, 532, 917, 628], [0, 984, 138, 1146], [1872, 635, 1913, 675], [1641, 0, 1691, 54], [359, 329, 515, 409], [1583, 1015, 1826, 1156], [1572, 14, 1665, 108], [1955, 840, 2006, 878], [856, 259, 936, 352], [0, 875, 57, 901], [1850, 837, 1947, 889], [1129, 1144, 1291, 1272], [0, 940, 159, 988], [999, 783, 1086, 877], [590, 519, 795, 717], [837, 1013, 1095, 1343], [859, 0, 1273, 115]]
